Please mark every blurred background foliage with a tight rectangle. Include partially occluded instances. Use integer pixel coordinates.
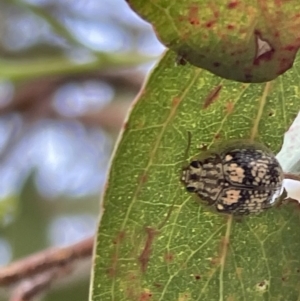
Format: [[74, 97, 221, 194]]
[[0, 0, 164, 299]]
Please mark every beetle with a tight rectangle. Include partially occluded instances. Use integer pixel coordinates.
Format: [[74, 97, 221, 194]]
[[181, 141, 284, 215]]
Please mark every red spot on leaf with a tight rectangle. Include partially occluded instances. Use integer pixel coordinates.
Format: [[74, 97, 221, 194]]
[[213, 10, 219, 18], [277, 58, 293, 75], [227, 24, 234, 30], [205, 20, 215, 28], [284, 45, 297, 52], [253, 48, 274, 65], [138, 227, 158, 273], [227, 1, 239, 9], [188, 4, 200, 25], [203, 85, 222, 109]]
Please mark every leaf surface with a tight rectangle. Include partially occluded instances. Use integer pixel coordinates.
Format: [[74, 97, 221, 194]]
[[90, 50, 300, 301], [127, 0, 300, 82]]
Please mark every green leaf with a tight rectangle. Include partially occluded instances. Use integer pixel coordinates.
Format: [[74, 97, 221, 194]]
[[127, 0, 300, 83], [0, 195, 18, 226], [90, 50, 300, 301]]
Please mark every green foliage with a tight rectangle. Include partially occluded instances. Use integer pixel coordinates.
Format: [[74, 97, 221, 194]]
[[90, 50, 300, 301], [0, 195, 18, 226], [127, 0, 300, 83]]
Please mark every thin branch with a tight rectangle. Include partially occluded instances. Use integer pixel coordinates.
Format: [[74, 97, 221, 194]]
[[9, 268, 68, 301], [284, 172, 300, 182], [0, 236, 94, 286], [7, 69, 144, 112]]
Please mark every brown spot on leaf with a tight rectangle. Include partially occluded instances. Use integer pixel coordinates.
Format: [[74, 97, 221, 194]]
[[107, 252, 118, 277], [268, 111, 275, 117], [139, 291, 152, 301], [258, 280, 266, 287], [226, 295, 236, 301], [112, 231, 126, 245], [227, 1, 239, 9], [213, 10, 219, 18], [217, 236, 230, 262], [178, 292, 191, 301], [188, 4, 200, 25], [138, 227, 158, 273], [164, 252, 174, 263], [214, 133, 221, 139], [225, 102, 234, 114], [153, 282, 162, 288], [139, 172, 148, 184], [108, 231, 126, 277], [172, 97, 181, 106], [227, 24, 234, 30], [194, 274, 201, 280], [203, 85, 222, 109], [210, 257, 221, 265], [213, 62, 221, 67], [236, 267, 243, 277]]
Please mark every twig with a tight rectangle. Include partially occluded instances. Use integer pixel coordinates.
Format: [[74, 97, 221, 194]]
[[9, 268, 68, 301], [0, 236, 94, 286], [1, 69, 144, 117], [284, 172, 300, 182]]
